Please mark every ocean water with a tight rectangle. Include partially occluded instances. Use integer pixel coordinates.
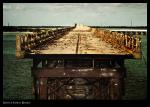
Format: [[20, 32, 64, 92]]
[[3, 32, 147, 100], [123, 35, 147, 100], [3, 32, 34, 100]]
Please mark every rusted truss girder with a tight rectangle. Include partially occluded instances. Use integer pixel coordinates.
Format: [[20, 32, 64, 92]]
[[31, 58, 126, 100], [32, 69, 125, 100]]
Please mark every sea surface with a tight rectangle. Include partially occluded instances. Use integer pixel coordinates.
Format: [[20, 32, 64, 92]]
[[3, 32, 147, 100]]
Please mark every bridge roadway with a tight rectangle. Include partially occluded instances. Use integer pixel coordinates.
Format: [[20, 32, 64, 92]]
[[30, 28, 130, 55]]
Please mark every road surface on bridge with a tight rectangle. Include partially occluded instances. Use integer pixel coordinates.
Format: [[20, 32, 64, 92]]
[[30, 25, 130, 55]]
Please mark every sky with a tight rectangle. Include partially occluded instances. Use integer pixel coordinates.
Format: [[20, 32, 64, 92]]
[[3, 3, 147, 26]]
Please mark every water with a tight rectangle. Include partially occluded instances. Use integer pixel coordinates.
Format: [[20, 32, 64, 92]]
[[123, 35, 147, 100], [3, 32, 34, 100], [3, 32, 147, 100]]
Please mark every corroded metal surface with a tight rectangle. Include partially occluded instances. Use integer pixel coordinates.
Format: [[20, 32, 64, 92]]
[[32, 69, 124, 100], [45, 78, 120, 100], [31, 57, 125, 100], [32, 68, 123, 78]]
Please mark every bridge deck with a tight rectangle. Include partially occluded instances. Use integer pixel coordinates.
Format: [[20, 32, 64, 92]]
[[29, 29, 130, 55]]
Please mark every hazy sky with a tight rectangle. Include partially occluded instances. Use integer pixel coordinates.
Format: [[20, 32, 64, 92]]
[[3, 3, 147, 26]]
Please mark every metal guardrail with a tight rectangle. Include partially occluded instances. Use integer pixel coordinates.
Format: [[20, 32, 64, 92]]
[[16, 27, 74, 58], [94, 29, 141, 59]]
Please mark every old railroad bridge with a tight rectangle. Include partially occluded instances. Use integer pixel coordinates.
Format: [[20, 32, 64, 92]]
[[16, 24, 143, 100]]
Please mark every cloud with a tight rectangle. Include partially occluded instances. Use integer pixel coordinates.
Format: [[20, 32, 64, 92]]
[[3, 4, 12, 10], [3, 3, 146, 12], [2, 3, 124, 11], [3, 3, 26, 11], [3, 3, 147, 26]]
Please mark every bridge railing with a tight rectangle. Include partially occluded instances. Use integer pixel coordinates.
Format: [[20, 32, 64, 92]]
[[16, 27, 75, 58], [94, 28, 141, 59]]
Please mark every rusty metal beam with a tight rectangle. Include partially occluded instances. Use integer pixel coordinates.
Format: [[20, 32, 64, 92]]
[[33, 76, 124, 100], [32, 68, 125, 78]]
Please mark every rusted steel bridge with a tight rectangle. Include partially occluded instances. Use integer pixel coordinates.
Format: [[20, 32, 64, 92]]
[[16, 24, 141, 100]]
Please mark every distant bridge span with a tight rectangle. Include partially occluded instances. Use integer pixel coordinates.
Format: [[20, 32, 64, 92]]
[[108, 29, 147, 35]]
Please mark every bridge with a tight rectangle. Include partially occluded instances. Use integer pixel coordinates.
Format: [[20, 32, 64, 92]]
[[16, 24, 142, 100], [16, 24, 141, 59], [109, 29, 147, 36]]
